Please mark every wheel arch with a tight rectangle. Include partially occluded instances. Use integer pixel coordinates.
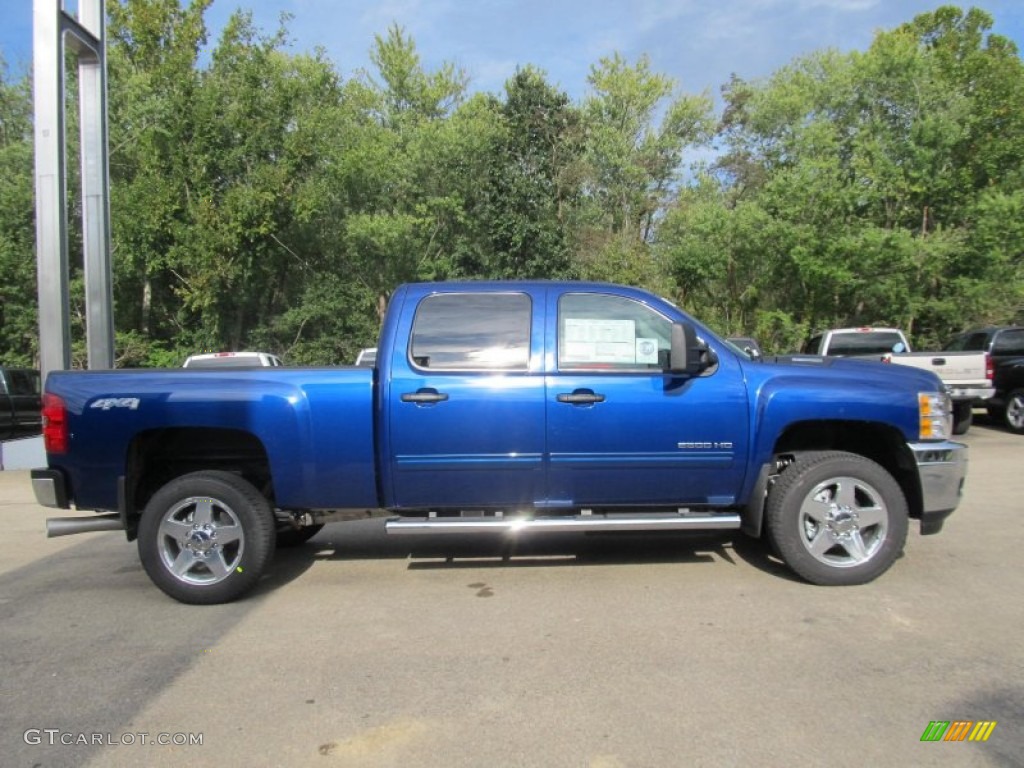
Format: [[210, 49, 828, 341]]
[[122, 427, 273, 541], [743, 420, 922, 538]]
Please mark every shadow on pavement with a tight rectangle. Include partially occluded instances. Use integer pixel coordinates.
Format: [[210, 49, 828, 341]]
[[0, 533, 315, 768], [307, 517, 805, 582]]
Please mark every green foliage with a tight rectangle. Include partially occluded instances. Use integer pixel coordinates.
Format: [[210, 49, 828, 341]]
[[0, 58, 37, 366], [687, 5, 1024, 348], [0, 3, 1021, 366]]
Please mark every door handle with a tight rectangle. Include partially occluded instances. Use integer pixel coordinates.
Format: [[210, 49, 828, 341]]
[[557, 391, 605, 405], [401, 389, 449, 404], [931, 358, 946, 365]]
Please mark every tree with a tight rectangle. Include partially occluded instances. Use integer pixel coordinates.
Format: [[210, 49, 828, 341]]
[[575, 53, 713, 290], [473, 66, 583, 279], [0, 57, 36, 364]]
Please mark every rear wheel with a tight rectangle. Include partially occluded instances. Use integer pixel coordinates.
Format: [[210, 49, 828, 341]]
[[765, 452, 908, 586], [1005, 389, 1024, 434], [138, 471, 276, 604]]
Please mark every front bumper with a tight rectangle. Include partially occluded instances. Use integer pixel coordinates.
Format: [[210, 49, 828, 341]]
[[908, 440, 968, 535]]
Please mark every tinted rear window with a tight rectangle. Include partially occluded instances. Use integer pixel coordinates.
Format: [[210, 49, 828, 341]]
[[186, 357, 265, 368], [826, 332, 905, 356], [410, 293, 531, 371], [993, 330, 1024, 356]]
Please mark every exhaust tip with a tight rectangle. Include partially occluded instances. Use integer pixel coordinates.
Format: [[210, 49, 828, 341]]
[[46, 514, 123, 538]]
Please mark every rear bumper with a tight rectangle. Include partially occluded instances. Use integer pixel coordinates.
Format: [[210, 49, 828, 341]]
[[31, 468, 69, 509], [908, 441, 967, 535], [946, 385, 994, 401]]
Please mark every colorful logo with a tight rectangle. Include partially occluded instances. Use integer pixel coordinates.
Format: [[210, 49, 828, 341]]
[[920, 721, 997, 742]]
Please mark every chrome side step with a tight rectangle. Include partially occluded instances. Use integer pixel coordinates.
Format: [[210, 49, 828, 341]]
[[386, 513, 741, 535]]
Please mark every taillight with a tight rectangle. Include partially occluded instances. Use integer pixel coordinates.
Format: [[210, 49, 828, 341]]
[[42, 393, 68, 454], [986, 352, 994, 382]]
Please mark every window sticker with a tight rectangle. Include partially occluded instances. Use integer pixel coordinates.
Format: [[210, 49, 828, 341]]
[[635, 337, 658, 364], [564, 318, 637, 363]]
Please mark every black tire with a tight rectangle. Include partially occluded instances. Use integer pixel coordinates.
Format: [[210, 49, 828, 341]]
[[276, 523, 324, 547], [765, 451, 908, 586], [138, 471, 276, 604], [1005, 389, 1024, 434], [952, 402, 973, 435]]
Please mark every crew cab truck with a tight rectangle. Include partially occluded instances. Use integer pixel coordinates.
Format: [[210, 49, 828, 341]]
[[803, 327, 993, 434], [32, 282, 967, 604]]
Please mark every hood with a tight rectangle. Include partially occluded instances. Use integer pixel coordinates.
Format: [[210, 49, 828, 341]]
[[763, 354, 944, 392]]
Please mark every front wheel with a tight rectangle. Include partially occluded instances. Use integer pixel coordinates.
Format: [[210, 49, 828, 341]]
[[1004, 389, 1024, 435], [765, 452, 908, 586], [952, 401, 973, 435], [138, 471, 276, 604]]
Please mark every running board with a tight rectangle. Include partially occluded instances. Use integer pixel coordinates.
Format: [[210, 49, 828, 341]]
[[386, 513, 741, 535]]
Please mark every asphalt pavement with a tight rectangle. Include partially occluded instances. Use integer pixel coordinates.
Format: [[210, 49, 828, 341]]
[[1, 420, 1021, 768]]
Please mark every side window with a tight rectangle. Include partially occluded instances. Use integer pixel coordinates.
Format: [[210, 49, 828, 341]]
[[410, 293, 531, 371], [803, 336, 822, 354], [7, 370, 39, 396], [959, 332, 989, 352], [993, 330, 1024, 356], [558, 293, 671, 372]]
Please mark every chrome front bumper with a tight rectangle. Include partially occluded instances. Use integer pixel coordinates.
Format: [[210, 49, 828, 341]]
[[908, 440, 968, 534]]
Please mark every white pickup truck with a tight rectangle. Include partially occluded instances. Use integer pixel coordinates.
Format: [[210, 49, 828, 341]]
[[803, 327, 993, 434]]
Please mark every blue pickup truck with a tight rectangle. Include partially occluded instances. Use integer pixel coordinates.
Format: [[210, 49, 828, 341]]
[[32, 282, 967, 603]]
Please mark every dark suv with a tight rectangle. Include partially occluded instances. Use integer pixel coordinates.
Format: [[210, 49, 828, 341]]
[[945, 326, 1024, 434]]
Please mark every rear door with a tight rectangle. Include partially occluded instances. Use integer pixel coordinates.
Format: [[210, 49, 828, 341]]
[[386, 289, 547, 509]]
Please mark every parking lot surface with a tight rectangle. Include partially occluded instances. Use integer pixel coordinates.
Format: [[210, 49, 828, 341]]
[[1, 421, 1021, 767]]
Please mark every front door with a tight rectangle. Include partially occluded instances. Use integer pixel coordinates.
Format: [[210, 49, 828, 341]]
[[545, 291, 749, 507]]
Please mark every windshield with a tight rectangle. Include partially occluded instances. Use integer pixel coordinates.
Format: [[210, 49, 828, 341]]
[[723, 338, 757, 360]]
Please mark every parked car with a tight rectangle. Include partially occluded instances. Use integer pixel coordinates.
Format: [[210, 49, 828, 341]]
[[355, 348, 377, 367], [726, 337, 763, 359], [183, 352, 283, 368], [0, 367, 42, 440], [945, 326, 1024, 433], [803, 327, 993, 434], [989, 358, 1024, 434]]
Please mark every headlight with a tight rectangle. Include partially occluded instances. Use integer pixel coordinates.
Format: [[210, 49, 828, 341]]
[[919, 391, 953, 440]]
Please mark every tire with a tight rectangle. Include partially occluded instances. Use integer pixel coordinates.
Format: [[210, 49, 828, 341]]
[[276, 523, 324, 548], [952, 401, 973, 435], [765, 451, 908, 586], [1005, 389, 1024, 435], [138, 471, 276, 604]]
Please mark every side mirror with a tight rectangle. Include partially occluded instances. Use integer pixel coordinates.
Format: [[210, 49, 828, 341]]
[[669, 322, 706, 375]]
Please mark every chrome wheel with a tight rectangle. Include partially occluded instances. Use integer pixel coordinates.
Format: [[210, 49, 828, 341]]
[[765, 451, 908, 586], [157, 497, 244, 585], [139, 471, 275, 604], [1006, 390, 1024, 433], [798, 476, 888, 568]]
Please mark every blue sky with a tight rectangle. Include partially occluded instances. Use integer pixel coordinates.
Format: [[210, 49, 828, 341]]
[[2, 1, 1023, 104]]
